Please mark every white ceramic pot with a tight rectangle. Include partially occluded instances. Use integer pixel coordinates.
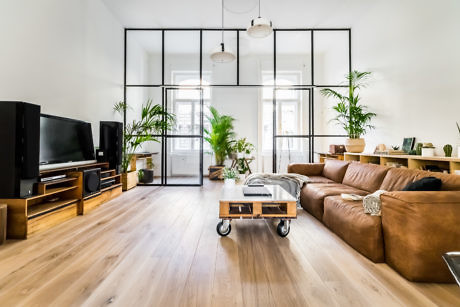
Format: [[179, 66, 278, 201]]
[[421, 147, 435, 157], [345, 138, 365, 153], [224, 178, 236, 187]]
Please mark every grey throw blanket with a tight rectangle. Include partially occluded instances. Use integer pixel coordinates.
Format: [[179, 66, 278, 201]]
[[244, 173, 310, 207]]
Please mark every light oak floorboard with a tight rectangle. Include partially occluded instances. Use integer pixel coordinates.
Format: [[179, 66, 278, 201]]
[[0, 180, 458, 307]]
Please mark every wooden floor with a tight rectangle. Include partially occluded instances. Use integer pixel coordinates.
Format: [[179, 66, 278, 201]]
[[0, 181, 459, 307]]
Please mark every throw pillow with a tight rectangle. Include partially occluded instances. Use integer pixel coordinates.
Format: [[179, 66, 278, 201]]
[[402, 176, 442, 191]]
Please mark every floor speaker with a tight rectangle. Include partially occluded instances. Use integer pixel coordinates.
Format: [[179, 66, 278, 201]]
[[82, 168, 101, 197], [0, 101, 40, 198], [99, 121, 123, 174]]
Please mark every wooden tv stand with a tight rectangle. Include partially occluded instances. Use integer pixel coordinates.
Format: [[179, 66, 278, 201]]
[[0, 162, 122, 239]]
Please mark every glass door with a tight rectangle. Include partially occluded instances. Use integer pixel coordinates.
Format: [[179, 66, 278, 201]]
[[163, 87, 204, 186], [273, 88, 312, 173]]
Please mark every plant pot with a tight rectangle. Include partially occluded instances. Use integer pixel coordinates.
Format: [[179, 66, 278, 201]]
[[209, 165, 225, 180], [139, 169, 154, 184], [237, 173, 246, 183], [345, 138, 365, 153], [122, 171, 138, 191], [421, 148, 435, 157], [224, 178, 236, 187]]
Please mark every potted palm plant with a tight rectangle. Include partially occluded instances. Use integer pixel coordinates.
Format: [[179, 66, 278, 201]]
[[204, 107, 235, 180], [321, 71, 376, 153], [114, 100, 175, 190]]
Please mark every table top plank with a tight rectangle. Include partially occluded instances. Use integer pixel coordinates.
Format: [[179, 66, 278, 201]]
[[220, 185, 296, 203]]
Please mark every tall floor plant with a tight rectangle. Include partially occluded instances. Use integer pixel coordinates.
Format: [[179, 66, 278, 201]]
[[204, 106, 235, 166]]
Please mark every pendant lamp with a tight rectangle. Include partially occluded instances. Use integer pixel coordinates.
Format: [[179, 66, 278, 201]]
[[211, 0, 236, 63], [247, 0, 273, 38]]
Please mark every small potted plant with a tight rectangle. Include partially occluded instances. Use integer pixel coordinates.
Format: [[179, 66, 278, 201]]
[[232, 138, 255, 180], [223, 167, 237, 187], [421, 143, 435, 157], [321, 71, 376, 153], [444, 144, 453, 157]]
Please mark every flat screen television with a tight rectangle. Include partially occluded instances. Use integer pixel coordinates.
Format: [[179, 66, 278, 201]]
[[39, 114, 96, 170]]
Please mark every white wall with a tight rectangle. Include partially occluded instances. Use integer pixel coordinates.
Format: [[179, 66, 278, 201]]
[[0, 0, 124, 146]]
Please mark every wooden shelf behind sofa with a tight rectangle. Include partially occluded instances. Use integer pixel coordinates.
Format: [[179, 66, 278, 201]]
[[344, 153, 460, 174]]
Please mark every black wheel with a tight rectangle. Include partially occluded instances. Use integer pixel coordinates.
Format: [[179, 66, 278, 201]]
[[277, 221, 290, 237], [216, 221, 231, 236]]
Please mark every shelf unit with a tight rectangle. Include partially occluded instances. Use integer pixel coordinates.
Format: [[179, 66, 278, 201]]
[[0, 162, 123, 239], [344, 153, 460, 174]]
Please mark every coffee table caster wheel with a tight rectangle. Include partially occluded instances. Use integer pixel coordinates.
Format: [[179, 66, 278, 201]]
[[277, 220, 290, 237], [217, 221, 231, 236]]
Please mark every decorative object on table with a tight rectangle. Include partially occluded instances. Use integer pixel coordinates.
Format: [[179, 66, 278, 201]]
[[321, 71, 376, 153], [231, 138, 255, 178], [223, 167, 237, 186], [442, 252, 460, 286], [444, 144, 453, 157], [402, 137, 416, 153], [421, 143, 435, 157], [457, 122, 460, 158], [415, 142, 423, 155], [374, 144, 387, 154], [114, 100, 175, 190], [391, 145, 400, 150], [329, 144, 346, 154]]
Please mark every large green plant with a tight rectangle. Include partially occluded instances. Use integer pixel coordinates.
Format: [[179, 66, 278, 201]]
[[320, 71, 376, 139], [114, 100, 175, 173], [204, 107, 235, 165]]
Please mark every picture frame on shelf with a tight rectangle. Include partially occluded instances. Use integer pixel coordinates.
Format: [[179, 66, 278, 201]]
[[402, 137, 415, 153]]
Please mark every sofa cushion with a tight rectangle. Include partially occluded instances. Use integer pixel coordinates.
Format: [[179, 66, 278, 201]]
[[323, 196, 384, 262], [403, 176, 442, 191], [414, 170, 460, 191], [342, 162, 389, 192], [287, 163, 324, 176], [380, 168, 420, 191], [300, 183, 368, 221], [307, 176, 335, 184], [322, 160, 350, 183]]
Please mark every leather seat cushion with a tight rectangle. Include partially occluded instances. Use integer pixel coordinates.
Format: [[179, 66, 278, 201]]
[[300, 183, 368, 221], [380, 168, 420, 191], [306, 176, 335, 184], [323, 196, 384, 262], [342, 162, 389, 192], [322, 160, 350, 183]]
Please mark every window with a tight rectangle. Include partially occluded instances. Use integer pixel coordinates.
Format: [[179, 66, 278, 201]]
[[261, 71, 303, 152], [170, 72, 211, 152]]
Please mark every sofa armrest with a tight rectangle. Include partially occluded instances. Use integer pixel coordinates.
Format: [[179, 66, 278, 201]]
[[380, 191, 460, 282], [287, 163, 324, 176]]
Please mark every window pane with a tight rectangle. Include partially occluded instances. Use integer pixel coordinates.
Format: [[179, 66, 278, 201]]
[[127, 31, 162, 85], [276, 31, 312, 85], [164, 31, 200, 85], [239, 30, 274, 85], [314, 31, 349, 85], [275, 138, 310, 173], [167, 137, 201, 184]]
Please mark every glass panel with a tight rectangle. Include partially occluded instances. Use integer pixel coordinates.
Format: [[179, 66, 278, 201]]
[[127, 31, 162, 85], [239, 30, 274, 85], [313, 89, 347, 137], [275, 138, 310, 173], [166, 137, 201, 185], [276, 31, 312, 85], [164, 31, 200, 85], [136, 142, 163, 185], [274, 89, 310, 136], [166, 88, 203, 136], [125, 87, 163, 125], [313, 31, 349, 85], [202, 30, 238, 85]]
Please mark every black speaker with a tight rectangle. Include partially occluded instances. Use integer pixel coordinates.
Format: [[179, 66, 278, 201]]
[[99, 121, 123, 174], [82, 168, 101, 197], [0, 101, 40, 198]]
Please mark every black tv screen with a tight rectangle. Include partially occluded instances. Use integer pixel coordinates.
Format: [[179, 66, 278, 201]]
[[40, 114, 95, 165]]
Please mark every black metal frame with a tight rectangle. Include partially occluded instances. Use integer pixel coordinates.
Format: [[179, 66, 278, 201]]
[[124, 27, 351, 186]]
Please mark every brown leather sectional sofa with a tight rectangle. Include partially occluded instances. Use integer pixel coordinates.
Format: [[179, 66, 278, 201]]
[[288, 160, 460, 283]]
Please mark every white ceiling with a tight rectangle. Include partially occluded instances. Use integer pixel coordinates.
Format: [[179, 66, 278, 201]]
[[101, 0, 377, 29]]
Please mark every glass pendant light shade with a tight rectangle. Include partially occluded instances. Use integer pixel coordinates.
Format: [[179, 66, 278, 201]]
[[211, 0, 236, 63], [210, 43, 236, 63], [247, 17, 273, 38]]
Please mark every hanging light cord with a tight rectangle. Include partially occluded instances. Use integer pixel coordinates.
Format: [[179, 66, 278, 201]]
[[258, 0, 261, 18], [221, 0, 224, 45]]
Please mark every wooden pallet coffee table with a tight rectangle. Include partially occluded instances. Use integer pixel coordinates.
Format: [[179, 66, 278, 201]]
[[217, 185, 297, 237]]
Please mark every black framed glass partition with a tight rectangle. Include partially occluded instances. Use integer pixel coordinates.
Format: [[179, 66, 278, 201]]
[[124, 28, 352, 186]]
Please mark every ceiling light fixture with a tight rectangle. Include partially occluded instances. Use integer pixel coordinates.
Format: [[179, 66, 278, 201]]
[[211, 0, 236, 63], [247, 0, 273, 38]]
